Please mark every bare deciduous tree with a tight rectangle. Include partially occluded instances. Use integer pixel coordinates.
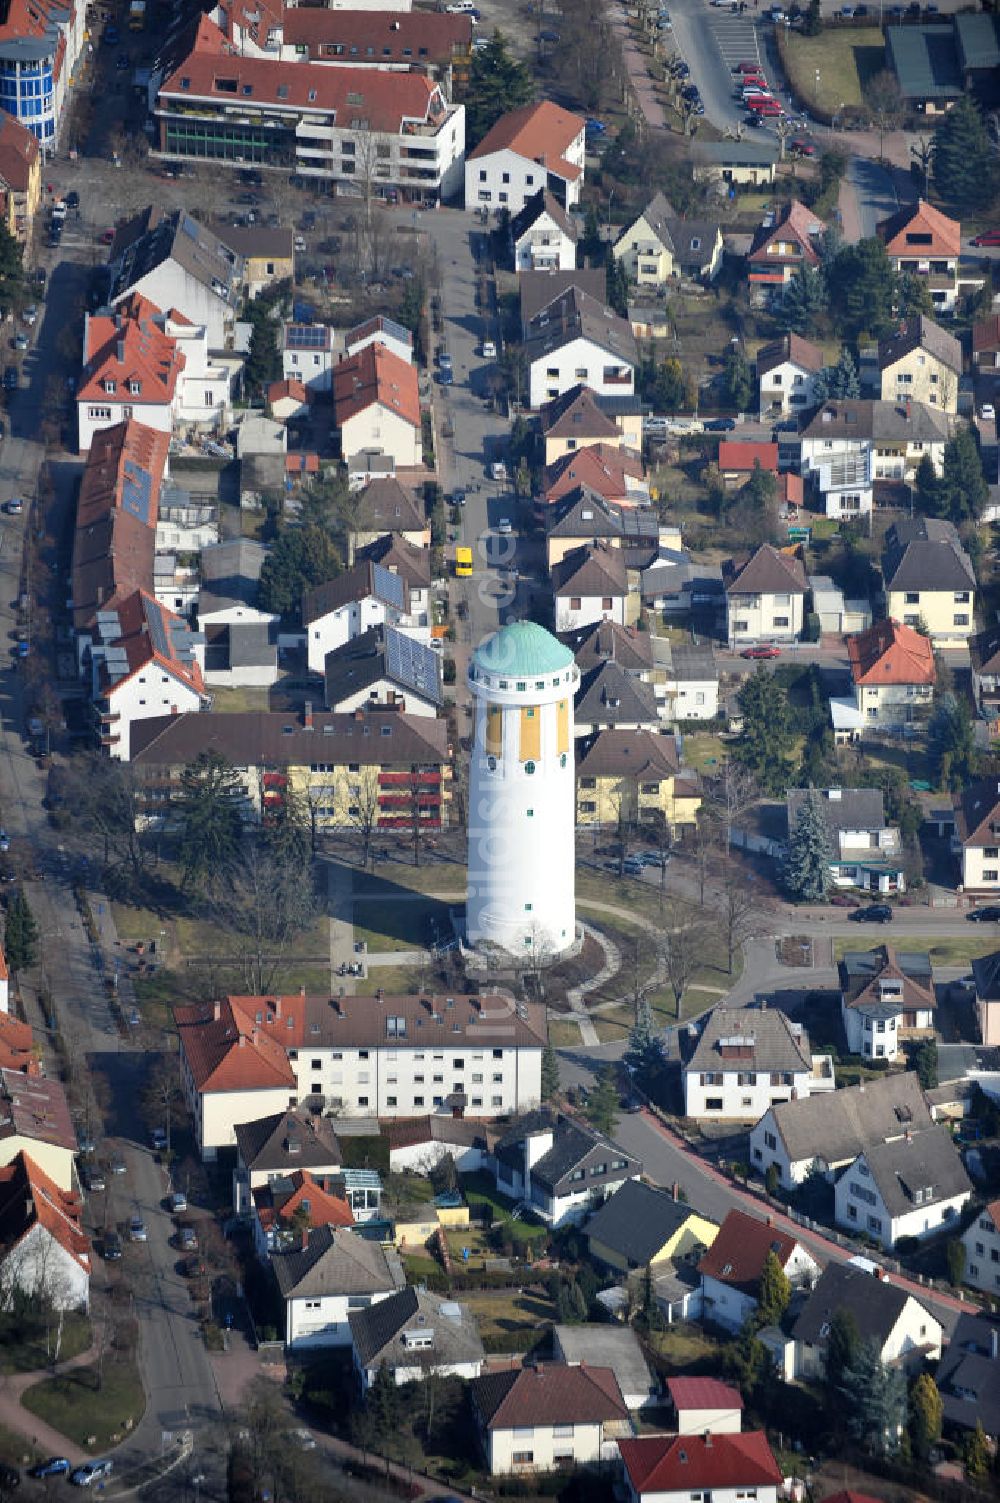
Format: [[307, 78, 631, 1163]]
[[659, 900, 705, 1019], [211, 842, 319, 995]]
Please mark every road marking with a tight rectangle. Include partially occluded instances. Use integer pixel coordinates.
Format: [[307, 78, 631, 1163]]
[[710, 13, 762, 71]]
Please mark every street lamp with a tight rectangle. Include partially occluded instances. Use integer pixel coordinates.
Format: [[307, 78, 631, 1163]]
[[814, 68, 821, 110], [607, 187, 616, 231]]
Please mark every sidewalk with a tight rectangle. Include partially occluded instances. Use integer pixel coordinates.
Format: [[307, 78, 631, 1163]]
[[0, 1335, 102, 1466]]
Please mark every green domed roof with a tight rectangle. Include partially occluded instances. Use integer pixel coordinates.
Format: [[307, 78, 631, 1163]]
[[473, 620, 573, 677]]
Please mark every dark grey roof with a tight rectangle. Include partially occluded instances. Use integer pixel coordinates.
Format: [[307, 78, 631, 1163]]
[[551, 542, 628, 598], [972, 949, 1000, 1002], [970, 627, 1000, 679], [228, 621, 277, 669], [878, 315, 962, 375], [302, 560, 408, 624], [575, 660, 660, 728], [723, 544, 808, 598], [766, 1071, 931, 1167], [130, 707, 448, 768], [787, 787, 886, 838], [349, 1286, 484, 1371], [955, 11, 1000, 71], [323, 624, 443, 710], [234, 1109, 342, 1174], [687, 1005, 813, 1076], [585, 1180, 699, 1266], [668, 218, 722, 267], [354, 477, 426, 535], [802, 399, 950, 445], [519, 268, 607, 328], [561, 618, 654, 674], [198, 539, 268, 617], [886, 25, 963, 101], [692, 142, 777, 167], [494, 1110, 639, 1196], [791, 1262, 929, 1348], [859, 1125, 972, 1217], [839, 946, 933, 996], [356, 534, 431, 592], [218, 224, 295, 262], [511, 187, 578, 245], [524, 286, 638, 369], [109, 206, 240, 310], [881, 517, 976, 593], [936, 1311, 1000, 1436], [271, 1224, 404, 1299], [666, 644, 718, 683], [547, 488, 637, 541], [622, 191, 677, 256]]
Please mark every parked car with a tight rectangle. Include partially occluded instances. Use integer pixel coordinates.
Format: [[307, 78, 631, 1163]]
[[741, 644, 781, 659], [480, 339, 497, 359], [71, 1460, 113, 1488], [622, 857, 645, 876], [84, 1166, 106, 1193], [981, 403, 996, 423], [437, 367, 454, 386], [151, 1128, 168, 1151], [3, 368, 16, 392], [102, 1231, 123, 1260], [490, 461, 508, 481], [109, 1152, 126, 1176], [850, 904, 893, 923], [973, 229, 1000, 247], [178, 1226, 198, 1251], [497, 518, 513, 535], [703, 416, 737, 431], [968, 905, 1000, 922], [65, 190, 79, 209], [30, 1459, 70, 1479], [3, 498, 23, 515], [129, 1215, 147, 1243], [12, 334, 27, 352]]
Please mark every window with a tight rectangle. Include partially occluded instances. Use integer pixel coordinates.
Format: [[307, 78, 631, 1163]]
[[357, 1096, 369, 1107], [386, 1096, 397, 1107], [570, 596, 582, 610], [904, 592, 919, 605], [525, 761, 536, 775], [601, 597, 613, 610], [764, 1131, 776, 1150], [705, 1097, 723, 1111]]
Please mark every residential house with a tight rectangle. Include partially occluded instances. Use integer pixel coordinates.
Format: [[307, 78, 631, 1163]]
[[251, 1169, 354, 1260], [698, 1209, 820, 1333], [565, 617, 655, 683], [333, 344, 421, 469], [108, 205, 242, 349], [881, 518, 976, 644], [0, 109, 39, 243], [279, 8, 474, 97], [0, 1011, 36, 1072], [877, 199, 962, 313], [613, 191, 678, 285], [538, 384, 642, 464], [175, 989, 546, 1159], [77, 295, 186, 453], [970, 627, 1000, 731], [666, 1377, 744, 1436], [350, 1286, 484, 1390], [834, 1126, 972, 1251], [786, 786, 906, 896], [512, 188, 578, 272], [525, 286, 637, 409], [640, 547, 724, 620], [303, 557, 428, 676], [0, 1071, 77, 1193], [542, 442, 648, 509], [552, 542, 628, 632], [960, 1203, 1000, 1295], [465, 99, 586, 213], [973, 314, 1000, 376], [972, 951, 1000, 1046], [756, 333, 824, 421], [344, 315, 414, 367], [747, 200, 824, 308], [585, 1179, 717, 1273], [0, 0, 86, 150], [197, 539, 275, 630], [722, 543, 808, 648], [283, 323, 337, 394], [323, 624, 443, 718], [574, 661, 661, 737], [217, 224, 294, 301], [470, 1363, 631, 1475], [488, 1109, 641, 1227], [691, 140, 777, 186], [839, 945, 936, 1061], [935, 1310, 1000, 1440], [832, 617, 934, 742], [619, 1431, 782, 1503], [271, 1224, 405, 1349], [90, 589, 207, 761], [683, 1004, 834, 1124], [0, 1153, 89, 1313], [809, 575, 872, 638], [554, 1326, 657, 1412], [669, 218, 724, 282], [232, 1107, 342, 1216], [354, 532, 430, 631], [885, 23, 964, 114], [348, 479, 428, 561], [155, 17, 465, 203], [385, 1117, 489, 1175], [129, 705, 450, 836], [520, 268, 606, 331], [954, 778, 1000, 893], [800, 399, 948, 520], [749, 1070, 932, 1191], [659, 643, 720, 722], [717, 441, 778, 489], [791, 1261, 942, 1380], [876, 315, 962, 413], [575, 728, 700, 836], [268, 379, 309, 424], [545, 487, 659, 571]]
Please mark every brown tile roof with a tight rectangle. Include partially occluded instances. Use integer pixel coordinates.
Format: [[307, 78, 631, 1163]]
[[271, 1223, 404, 1299], [0, 109, 37, 194], [0, 1151, 89, 1270], [469, 100, 585, 182], [234, 1108, 342, 1174], [878, 314, 962, 374], [176, 996, 297, 1094], [72, 420, 169, 634], [619, 1432, 781, 1496], [971, 626, 1000, 679], [0, 1012, 37, 1076], [544, 444, 645, 506], [576, 728, 682, 780], [354, 477, 426, 535], [471, 1363, 627, 1430], [697, 1208, 806, 1295], [878, 198, 961, 260], [722, 543, 807, 597], [840, 943, 935, 1015], [973, 314, 1000, 355], [539, 384, 620, 441], [130, 707, 447, 769], [282, 6, 472, 64], [748, 199, 824, 267], [955, 778, 1000, 849], [562, 618, 654, 673], [0, 1069, 76, 1152], [755, 333, 824, 378], [268, 378, 308, 407], [551, 541, 628, 598], [97, 589, 206, 700], [333, 344, 420, 431], [356, 533, 431, 591], [302, 558, 410, 624], [847, 619, 935, 687]]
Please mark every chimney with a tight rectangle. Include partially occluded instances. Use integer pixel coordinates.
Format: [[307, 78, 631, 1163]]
[[765, 1214, 773, 1227], [672, 1181, 679, 1202], [301, 1227, 309, 1251], [376, 988, 384, 1005], [238, 1033, 247, 1049], [304, 702, 314, 730], [274, 996, 282, 1019], [251, 1026, 259, 1046], [704, 1431, 712, 1448], [213, 1000, 221, 1022]]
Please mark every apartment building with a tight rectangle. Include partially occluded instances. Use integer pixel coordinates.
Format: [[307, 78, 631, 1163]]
[[465, 100, 585, 213]]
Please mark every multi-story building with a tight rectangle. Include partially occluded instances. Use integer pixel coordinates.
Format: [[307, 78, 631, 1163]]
[[800, 398, 949, 494], [77, 296, 185, 453], [954, 778, 1000, 893], [839, 945, 936, 1062], [875, 314, 962, 413], [282, 322, 336, 393], [280, 8, 473, 98], [552, 542, 628, 633], [698, 1209, 820, 1332], [791, 1262, 941, 1380], [333, 343, 421, 469], [0, 0, 86, 152], [575, 729, 700, 837], [722, 543, 807, 647], [155, 15, 465, 203], [525, 286, 636, 409], [511, 188, 578, 272], [176, 989, 546, 1158], [684, 1004, 834, 1123], [961, 1202, 1000, 1296], [0, 1152, 89, 1312], [747, 199, 824, 308], [786, 787, 906, 896], [129, 704, 450, 832], [324, 623, 442, 718], [0, 108, 38, 241], [465, 99, 585, 213], [303, 556, 428, 674], [877, 199, 962, 314], [108, 206, 243, 351], [619, 1431, 782, 1503], [471, 1364, 631, 1475], [538, 385, 641, 465], [90, 590, 208, 761], [756, 332, 824, 421], [834, 1127, 971, 1251], [881, 518, 976, 644], [835, 617, 935, 737]]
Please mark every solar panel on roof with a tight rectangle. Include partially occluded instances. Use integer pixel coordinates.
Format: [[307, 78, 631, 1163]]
[[144, 599, 170, 657], [180, 214, 200, 242], [121, 460, 153, 525], [372, 563, 405, 612], [384, 627, 440, 701], [287, 323, 328, 350]]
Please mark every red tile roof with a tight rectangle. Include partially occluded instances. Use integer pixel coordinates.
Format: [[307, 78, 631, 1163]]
[[667, 1376, 744, 1413], [268, 378, 308, 407], [334, 344, 420, 431], [253, 1170, 354, 1233], [697, 1208, 805, 1295], [177, 995, 298, 1094], [285, 452, 320, 474], [878, 198, 961, 260], [820, 1493, 886, 1503], [469, 100, 585, 183], [282, 7, 473, 64], [0, 109, 37, 194], [847, 618, 935, 688], [777, 472, 804, 508], [76, 419, 169, 533], [619, 1431, 782, 1497], [471, 1363, 628, 1429], [160, 15, 449, 131], [718, 441, 778, 473], [0, 1151, 89, 1270], [98, 588, 207, 700], [79, 295, 184, 412], [0, 1012, 37, 1076], [748, 199, 823, 268], [544, 443, 645, 505]]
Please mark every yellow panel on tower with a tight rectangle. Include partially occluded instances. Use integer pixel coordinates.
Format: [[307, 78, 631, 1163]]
[[556, 699, 569, 755], [485, 703, 503, 756], [519, 705, 541, 761]]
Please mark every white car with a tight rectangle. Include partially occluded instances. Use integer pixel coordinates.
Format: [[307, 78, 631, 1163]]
[[981, 403, 996, 423], [490, 461, 507, 481], [481, 339, 497, 359], [498, 519, 513, 536]]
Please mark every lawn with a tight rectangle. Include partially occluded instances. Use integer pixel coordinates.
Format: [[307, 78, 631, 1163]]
[[0, 1423, 39, 1470], [0, 1311, 90, 1375], [208, 684, 272, 714], [676, 731, 728, 774], [22, 1353, 144, 1449], [575, 898, 739, 1023], [644, 1322, 726, 1372], [549, 1018, 582, 1047], [834, 935, 999, 968], [459, 1286, 557, 1341], [779, 26, 885, 113]]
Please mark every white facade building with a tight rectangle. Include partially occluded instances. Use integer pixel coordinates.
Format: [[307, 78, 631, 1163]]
[[466, 621, 580, 958], [619, 1431, 782, 1503], [961, 1201, 1000, 1296], [283, 323, 336, 393], [684, 1005, 834, 1123], [834, 1128, 972, 1252], [272, 1225, 405, 1350], [303, 559, 428, 676], [465, 100, 586, 214]]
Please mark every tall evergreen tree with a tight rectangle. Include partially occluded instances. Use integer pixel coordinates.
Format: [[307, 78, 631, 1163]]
[[839, 1339, 907, 1457], [825, 1308, 860, 1402], [908, 1372, 943, 1460], [756, 1250, 792, 1329], [175, 752, 246, 892], [779, 265, 827, 335], [828, 239, 897, 339], [256, 523, 341, 620], [963, 1419, 990, 1480], [933, 94, 998, 211], [541, 1041, 560, 1101], [784, 788, 833, 903], [464, 32, 533, 147], [895, 272, 933, 320], [4, 888, 37, 971], [735, 669, 794, 796], [723, 346, 753, 412], [912, 452, 943, 517], [928, 692, 978, 791], [585, 1066, 620, 1137], [814, 348, 860, 401], [625, 997, 663, 1083], [606, 255, 630, 317], [938, 426, 989, 525]]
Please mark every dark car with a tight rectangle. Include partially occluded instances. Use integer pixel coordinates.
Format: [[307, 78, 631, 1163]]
[[704, 417, 737, 431], [539, 28, 560, 41], [64, 190, 79, 209], [850, 904, 893, 923], [102, 1231, 123, 1260], [30, 1459, 70, 1479], [968, 906, 1000, 922], [240, 168, 263, 186], [3, 368, 16, 391], [0, 1463, 18, 1488]]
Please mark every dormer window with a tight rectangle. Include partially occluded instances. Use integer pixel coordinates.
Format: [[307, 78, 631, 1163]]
[[128, 380, 141, 396], [104, 379, 116, 395]]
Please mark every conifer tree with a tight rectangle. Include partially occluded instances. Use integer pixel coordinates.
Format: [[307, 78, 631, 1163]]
[[784, 788, 833, 903]]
